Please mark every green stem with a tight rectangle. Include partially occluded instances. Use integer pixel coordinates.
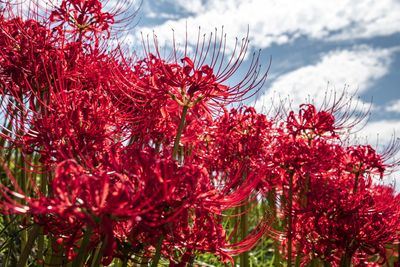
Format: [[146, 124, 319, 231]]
[[16, 224, 41, 267], [339, 253, 352, 267], [172, 105, 189, 161], [188, 254, 195, 267], [122, 257, 129, 267], [90, 239, 107, 267], [398, 242, 400, 265], [140, 255, 150, 266], [353, 172, 360, 193], [240, 203, 249, 267], [4, 238, 15, 267], [49, 237, 64, 266], [151, 235, 164, 267], [267, 190, 282, 266], [287, 171, 294, 267], [37, 227, 44, 263], [72, 227, 93, 267]]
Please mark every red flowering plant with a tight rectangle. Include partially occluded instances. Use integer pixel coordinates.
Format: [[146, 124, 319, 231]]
[[1, 0, 400, 266], [0, 0, 271, 266], [263, 103, 400, 266], [295, 178, 400, 266]]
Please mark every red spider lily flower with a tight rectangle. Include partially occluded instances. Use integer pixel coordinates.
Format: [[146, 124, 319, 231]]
[[1, 139, 267, 265], [49, 0, 137, 42], [286, 104, 336, 138], [49, 0, 114, 44], [344, 145, 385, 179], [0, 1, 272, 266], [120, 147, 266, 264], [109, 54, 223, 153], [263, 103, 399, 266], [199, 106, 275, 188], [270, 133, 342, 176], [1, 150, 209, 264], [149, 28, 270, 104], [149, 54, 231, 107], [21, 77, 125, 166], [114, 28, 270, 124], [5, 160, 136, 264], [295, 178, 400, 266], [0, 28, 129, 163], [0, 15, 56, 96], [267, 106, 344, 190]]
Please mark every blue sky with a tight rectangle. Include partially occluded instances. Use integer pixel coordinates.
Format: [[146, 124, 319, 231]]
[[127, 0, 400, 149]]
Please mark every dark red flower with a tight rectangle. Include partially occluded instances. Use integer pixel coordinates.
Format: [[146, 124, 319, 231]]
[[49, 0, 114, 44], [344, 145, 385, 178], [287, 104, 336, 138], [0, 16, 56, 96], [296, 179, 400, 266]]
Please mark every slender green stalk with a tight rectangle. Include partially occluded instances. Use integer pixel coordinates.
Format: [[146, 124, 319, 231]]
[[90, 240, 107, 267], [240, 203, 249, 267], [353, 171, 360, 193], [20, 154, 29, 256], [268, 253, 275, 267], [398, 242, 400, 266], [172, 105, 189, 160], [72, 227, 93, 267], [188, 254, 195, 267], [49, 238, 65, 266], [287, 171, 294, 267], [122, 257, 129, 267], [4, 239, 15, 267], [16, 224, 41, 267], [267, 190, 283, 266], [232, 207, 239, 265], [36, 227, 44, 264], [339, 253, 352, 267], [114, 259, 121, 267], [36, 171, 47, 263], [151, 235, 164, 267]]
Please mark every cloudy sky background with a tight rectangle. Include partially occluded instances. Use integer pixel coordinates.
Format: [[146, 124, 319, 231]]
[[127, 0, 400, 181]]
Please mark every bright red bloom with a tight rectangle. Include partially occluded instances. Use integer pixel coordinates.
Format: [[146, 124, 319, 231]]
[[265, 104, 397, 266], [1, 0, 399, 266], [115, 29, 269, 123], [49, 0, 114, 44], [0, 16, 56, 96], [199, 106, 275, 190], [296, 179, 400, 266], [287, 104, 336, 138], [344, 145, 385, 178]]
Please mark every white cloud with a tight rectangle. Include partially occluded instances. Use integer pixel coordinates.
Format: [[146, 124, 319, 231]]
[[145, 10, 180, 19], [254, 46, 395, 112], [385, 100, 400, 113], [355, 120, 400, 146], [166, 0, 209, 14], [136, 0, 400, 51]]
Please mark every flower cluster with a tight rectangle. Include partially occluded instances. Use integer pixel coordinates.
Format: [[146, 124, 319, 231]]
[[265, 104, 400, 266], [0, 1, 268, 265], [0, 1, 399, 266]]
